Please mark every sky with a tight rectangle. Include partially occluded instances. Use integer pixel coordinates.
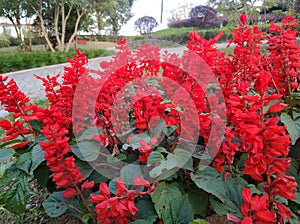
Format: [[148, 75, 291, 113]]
[[120, 0, 208, 36]]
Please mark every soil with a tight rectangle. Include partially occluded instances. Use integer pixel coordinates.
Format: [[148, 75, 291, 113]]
[[39, 214, 82, 224]]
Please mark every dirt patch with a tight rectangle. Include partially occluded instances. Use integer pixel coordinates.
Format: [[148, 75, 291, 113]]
[[40, 214, 82, 224], [206, 214, 233, 224]]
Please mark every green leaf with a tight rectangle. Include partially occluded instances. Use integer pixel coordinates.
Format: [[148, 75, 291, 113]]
[[178, 195, 194, 224], [72, 140, 100, 161], [210, 196, 227, 216], [151, 182, 193, 224], [147, 151, 165, 165], [75, 160, 94, 179], [120, 163, 143, 187], [33, 164, 51, 188], [293, 192, 300, 204], [135, 199, 157, 223], [189, 219, 210, 224], [162, 125, 177, 137], [0, 173, 28, 214], [188, 188, 208, 217], [170, 148, 193, 168], [29, 120, 43, 132], [0, 139, 23, 149], [81, 214, 90, 224], [78, 127, 103, 141], [88, 171, 108, 184], [149, 158, 177, 178], [31, 144, 45, 172], [0, 148, 15, 163], [190, 167, 226, 202], [150, 119, 166, 138], [43, 192, 68, 218], [149, 148, 193, 179], [281, 113, 300, 145], [207, 176, 246, 218], [129, 133, 151, 149], [16, 152, 32, 174]]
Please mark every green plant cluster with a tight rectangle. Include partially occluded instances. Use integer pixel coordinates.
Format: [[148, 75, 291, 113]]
[[0, 39, 10, 48], [0, 49, 113, 74]]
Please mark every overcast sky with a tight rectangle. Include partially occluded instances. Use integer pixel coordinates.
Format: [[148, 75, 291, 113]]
[[120, 0, 208, 35]]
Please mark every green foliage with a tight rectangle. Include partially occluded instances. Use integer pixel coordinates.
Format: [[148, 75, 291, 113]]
[[0, 40, 10, 48], [281, 113, 300, 145], [151, 182, 194, 224], [128, 27, 232, 45], [0, 49, 112, 73], [0, 168, 29, 214], [93, 0, 133, 35], [0, 148, 15, 163], [42, 192, 68, 218]]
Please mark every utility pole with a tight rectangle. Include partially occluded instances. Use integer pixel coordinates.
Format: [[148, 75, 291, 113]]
[[160, 0, 163, 23]]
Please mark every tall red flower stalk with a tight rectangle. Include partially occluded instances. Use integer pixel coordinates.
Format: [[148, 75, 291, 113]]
[[90, 177, 155, 224], [0, 76, 38, 148]]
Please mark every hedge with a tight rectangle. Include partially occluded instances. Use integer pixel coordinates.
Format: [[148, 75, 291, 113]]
[[0, 49, 113, 74]]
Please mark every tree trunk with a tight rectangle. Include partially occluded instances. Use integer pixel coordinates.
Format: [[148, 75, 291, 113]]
[[28, 1, 56, 52], [54, 2, 62, 51], [38, 14, 56, 52], [61, 3, 73, 52], [7, 15, 29, 52], [95, 10, 104, 35], [65, 9, 84, 52]]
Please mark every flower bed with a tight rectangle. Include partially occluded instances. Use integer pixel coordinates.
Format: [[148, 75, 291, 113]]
[[0, 15, 299, 224]]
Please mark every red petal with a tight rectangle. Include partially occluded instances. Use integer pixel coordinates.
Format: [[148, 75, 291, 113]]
[[81, 180, 94, 190], [100, 182, 110, 196], [62, 188, 77, 199]]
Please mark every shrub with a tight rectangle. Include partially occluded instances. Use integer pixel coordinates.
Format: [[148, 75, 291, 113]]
[[0, 49, 112, 73], [7, 36, 22, 46], [0, 15, 299, 224], [128, 27, 232, 44], [0, 39, 10, 48], [168, 17, 228, 29]]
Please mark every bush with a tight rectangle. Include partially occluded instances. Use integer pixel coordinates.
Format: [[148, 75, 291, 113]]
[[0, 15, 299, 224], [24, 37, 45, 46], [168, 17, 228, 29], [77, 35, 123, 43], [0, 49, 112, 73], [0, 40, 10, 48], [128, 27, 232, 44], [7, 36, 22, 46]]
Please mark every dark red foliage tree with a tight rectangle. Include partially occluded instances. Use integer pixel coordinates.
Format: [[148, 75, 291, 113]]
[[134, 16, 158, 35]]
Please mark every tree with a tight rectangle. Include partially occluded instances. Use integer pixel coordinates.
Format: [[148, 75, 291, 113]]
[[189, 5, 217, 22], [27, 0, 93, 52], [93, 0, 133, 35], [134, 16, 158, 35], [0, 0, 34, 51]]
